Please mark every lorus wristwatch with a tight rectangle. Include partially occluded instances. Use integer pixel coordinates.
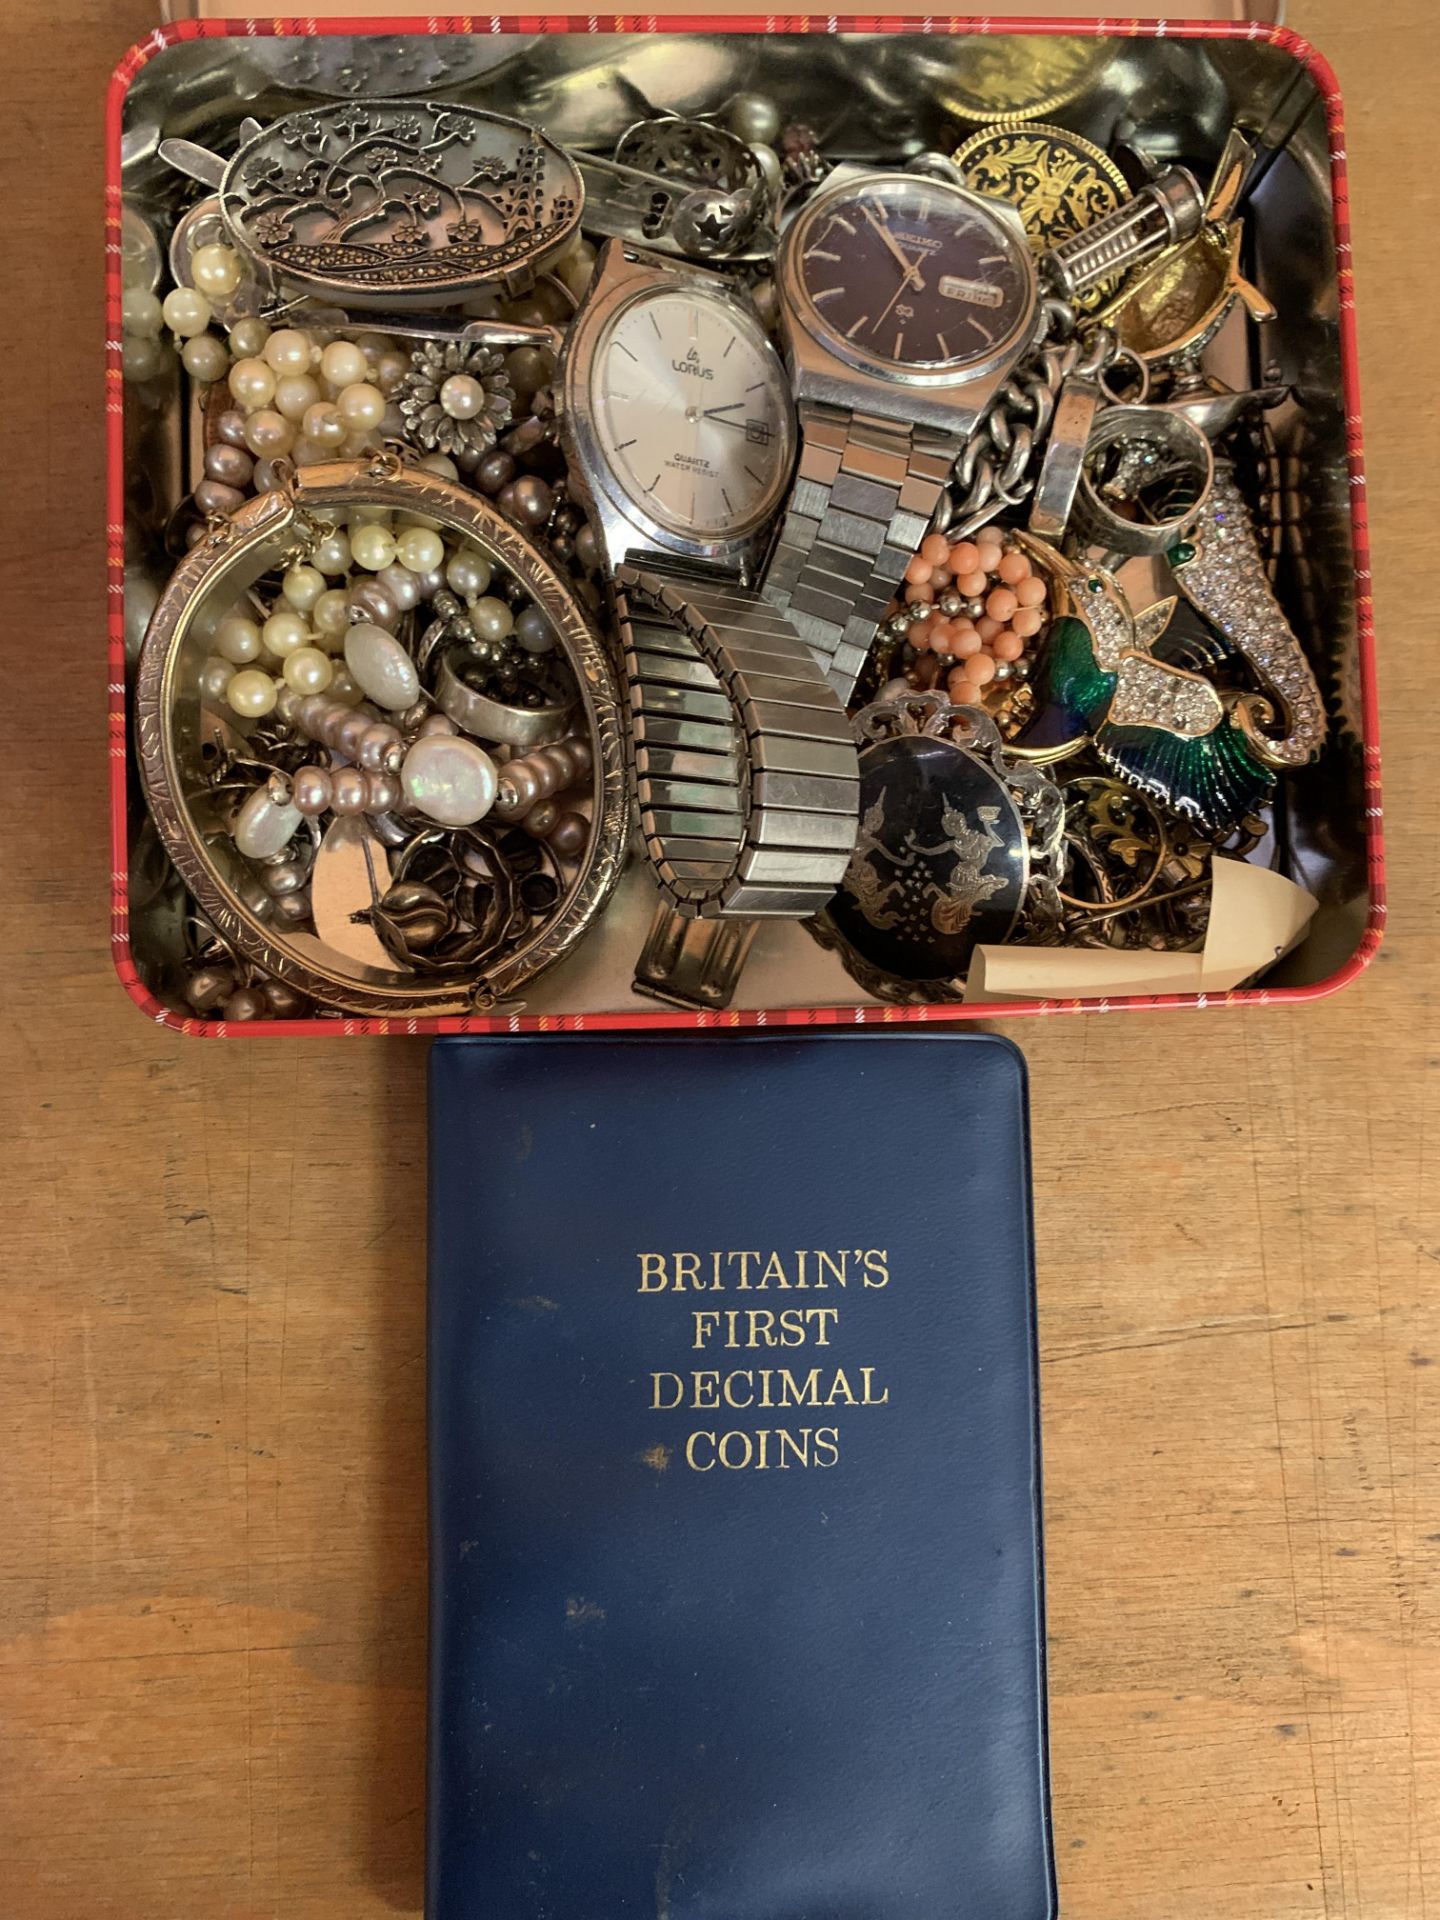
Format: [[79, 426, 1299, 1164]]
[[557, 241, 859, 929], [765, 167, 1039, 701]]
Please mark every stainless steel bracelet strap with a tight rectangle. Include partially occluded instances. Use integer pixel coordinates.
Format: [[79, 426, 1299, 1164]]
[[762, 402, 959, 704], [614, 557, 860, 919]]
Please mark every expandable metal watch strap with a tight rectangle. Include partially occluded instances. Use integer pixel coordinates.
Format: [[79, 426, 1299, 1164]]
[[763, 402, 958, 703], [614, 559, 860, 918]]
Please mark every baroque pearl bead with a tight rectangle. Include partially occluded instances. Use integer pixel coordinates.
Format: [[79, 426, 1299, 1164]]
[[402, 734, 498, 826], [226, 664, 278, 718], [234, 781, 301, 857], [345, 621, 419, 710], [216, 408, 249, 448]]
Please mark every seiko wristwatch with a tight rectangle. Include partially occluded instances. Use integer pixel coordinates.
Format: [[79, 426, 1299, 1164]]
[[557, 240, 859, 928], [765, 167, 1040, 701]]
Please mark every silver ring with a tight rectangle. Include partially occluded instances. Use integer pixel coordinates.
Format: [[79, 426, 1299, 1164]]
[[1069, 403, 1214, 563], [1028, 376, 1102, 541], [436, 649, 574, 750]]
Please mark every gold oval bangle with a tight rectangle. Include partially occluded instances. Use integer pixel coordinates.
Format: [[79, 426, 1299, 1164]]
[[135, 457, 628, 1016]]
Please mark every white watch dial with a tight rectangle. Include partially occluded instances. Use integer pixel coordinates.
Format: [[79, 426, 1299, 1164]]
[[590, 286, 794, 542]]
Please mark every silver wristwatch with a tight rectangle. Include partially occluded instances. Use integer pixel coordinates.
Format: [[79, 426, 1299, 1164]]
[[764, 167, 1039, 702], [557, 241, 858, 927]]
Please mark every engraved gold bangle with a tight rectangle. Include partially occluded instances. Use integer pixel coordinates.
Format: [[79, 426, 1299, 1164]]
[[135, 458, 628, 1016]]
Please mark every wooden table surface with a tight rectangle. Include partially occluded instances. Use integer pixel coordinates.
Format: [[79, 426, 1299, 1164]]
[[2, 4, 1435, 1915]]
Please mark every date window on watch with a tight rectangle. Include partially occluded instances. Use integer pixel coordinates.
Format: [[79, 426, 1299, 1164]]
[[746, 419, 773, 448], [938, 275, 1006, 310]]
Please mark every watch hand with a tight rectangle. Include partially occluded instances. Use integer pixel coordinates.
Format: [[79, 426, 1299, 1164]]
[[872, 257, 926, 337], [863, 203, 925, 289], [702, 402, 744, 418]]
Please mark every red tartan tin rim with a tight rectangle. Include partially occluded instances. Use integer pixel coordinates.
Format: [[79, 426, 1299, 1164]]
[[105, 14, 1385, 1037]]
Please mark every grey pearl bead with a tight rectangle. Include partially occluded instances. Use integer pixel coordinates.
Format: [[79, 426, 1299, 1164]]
[[348, 578, 400, 629], [724, 90, 781, 146], [292, 766, 332, 815], [185, 965, 234, 1012], [567, 736, 593, 776], [337, 712, 372, 759], [538, 742, 577, 789], [522, 798, 558, 838], [195, 478, 245, 516], [252, 459, 281, 494], [377, 561, 422, 612], [184, 521, 208, 549], [477, 449, 515, 495], [547, 809, 588, 859], [496, 761, 540, 817], [297, 694, 332, 736], [223, 987, 266, 1022], [263, 859, 306, 896], [418, 711, 457, 738], [515, 605, 555, 654], [511, 475, 553, 528], [272, 889, 312, 925], [358, 722, 401, 771], [274, 684, 303, 727], [261, 979, 308, 1017], [367, 771, 401, 813], [216, 409, 249, 448], [574, 523, 600, 572], [331, 766, 368, 815], [204, 441, 255, 488], [412, 565, 446, 600]]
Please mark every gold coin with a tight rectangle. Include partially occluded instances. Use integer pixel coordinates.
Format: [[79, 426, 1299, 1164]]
[[952, 123, 1130, 314], [920, 36, 1110, 126]]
